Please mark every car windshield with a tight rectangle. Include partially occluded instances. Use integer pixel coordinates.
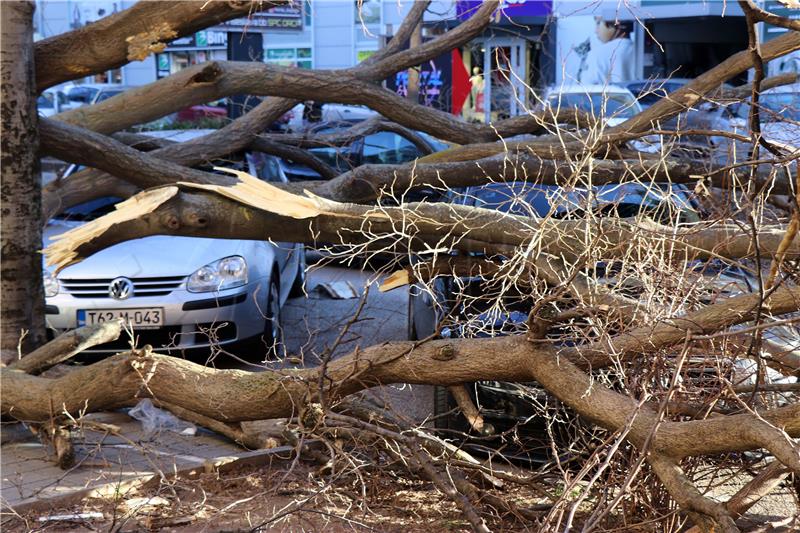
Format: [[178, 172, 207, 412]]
[[95, 89, 124, 103], [469, 182, 699, 224], [547, 92, 639, 118], [627, 82, 686, 107], [54, 196, 122, 222], [67, 86, 99, 103]]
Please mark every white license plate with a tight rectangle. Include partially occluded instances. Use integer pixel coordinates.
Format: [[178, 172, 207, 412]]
[[77, 308, 164, 329]]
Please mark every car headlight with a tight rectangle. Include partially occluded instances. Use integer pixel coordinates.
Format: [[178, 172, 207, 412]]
[[187, 256, 248, 293], [44, 270, 59, 297]]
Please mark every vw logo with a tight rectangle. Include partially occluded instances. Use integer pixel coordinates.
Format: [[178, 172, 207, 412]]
[[108, 277, 134, 300]]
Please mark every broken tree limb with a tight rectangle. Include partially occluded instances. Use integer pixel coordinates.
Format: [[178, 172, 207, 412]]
[[566, 283, 800, 369], [50, 2, 497, 137], [7, 321, 123, 375], [39, 118, 236, 189], [447, 385, 491, 435], [42, 178, 800, 275], [34, 0, 282, 92], [3, 322, 799, 529]]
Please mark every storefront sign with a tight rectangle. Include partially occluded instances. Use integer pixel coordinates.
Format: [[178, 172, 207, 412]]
[[166, 31, 228, 50], [386, 52, 454, 113], [221, 5, 303, 30], [456, 0, 552, 21], [157, 54, 170, 71]]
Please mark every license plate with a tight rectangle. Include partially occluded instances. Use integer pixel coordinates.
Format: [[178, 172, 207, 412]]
[[77, 308, 164, 329]]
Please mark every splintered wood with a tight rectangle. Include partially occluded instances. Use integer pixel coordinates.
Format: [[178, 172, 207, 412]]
[[44, 186, 179, 272]]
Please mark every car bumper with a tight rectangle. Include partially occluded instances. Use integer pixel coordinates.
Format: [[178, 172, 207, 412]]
[[45, 280, 268, 353]]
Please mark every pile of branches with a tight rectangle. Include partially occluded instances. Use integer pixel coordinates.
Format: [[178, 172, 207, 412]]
[[3, 1, 800, 531]]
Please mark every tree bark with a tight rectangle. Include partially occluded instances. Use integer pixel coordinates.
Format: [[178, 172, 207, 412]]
[[1, 0, 45, 364]]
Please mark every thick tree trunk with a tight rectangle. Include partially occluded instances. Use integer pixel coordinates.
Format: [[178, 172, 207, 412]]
[[1, 0, 45, 364]]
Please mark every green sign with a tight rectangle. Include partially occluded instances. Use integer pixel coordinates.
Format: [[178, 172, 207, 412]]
[[157, 54, 170, 71], [195, 31, 207, 47], [357, 50, 376, 62], [267, 48, 296, 60]]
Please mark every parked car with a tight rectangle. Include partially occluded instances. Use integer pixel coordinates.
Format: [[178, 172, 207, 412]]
[[37, 90, 69, 117], [742, 82, 800, 151], [539, 84, 643, 127], [408, 181, 797, 459], [43, 130, 305, 358], [277, 121, 450, 182], [286, 103, 379, 132], [628, 78, 746, 157], [625, 78, 696, 109], [174, 103, 228, 124], [65, 83, 130, 107]]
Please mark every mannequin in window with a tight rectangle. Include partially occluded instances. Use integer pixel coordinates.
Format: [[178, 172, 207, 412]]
[[584, 18, 635, 85]]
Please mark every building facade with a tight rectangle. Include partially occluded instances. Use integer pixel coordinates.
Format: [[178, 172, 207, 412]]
[[34, 1, 793, 122]]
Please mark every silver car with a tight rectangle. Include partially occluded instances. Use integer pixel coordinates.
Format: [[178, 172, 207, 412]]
[[43, 130, 304, 357]]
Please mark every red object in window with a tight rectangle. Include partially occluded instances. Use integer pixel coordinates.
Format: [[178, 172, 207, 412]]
[[451, 49, 471, 115], [176, 104, 227, 123]]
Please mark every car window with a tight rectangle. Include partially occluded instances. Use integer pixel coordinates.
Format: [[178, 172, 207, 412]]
[[361, 131, 421, 165], [548, 92, 640, 118], [470, 183, 558, 217], [416, 131, 450, 152], [95, 90, 123, 103], [67, 87, 99, 104], [467, 182, 699, 223], [629, 82, 686, 107], [247, 152, 285, 183], [54, 196, 122, 222], [307, 145, 356, 172], [37, 94, 55, 109]]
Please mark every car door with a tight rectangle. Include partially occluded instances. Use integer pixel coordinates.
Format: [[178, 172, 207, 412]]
[[246, 151, 294, 272]]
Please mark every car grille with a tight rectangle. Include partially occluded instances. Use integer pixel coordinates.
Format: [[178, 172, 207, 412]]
[[60, 276, 186, 298]]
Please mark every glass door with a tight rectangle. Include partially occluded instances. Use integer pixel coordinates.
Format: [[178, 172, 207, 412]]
[[462, 38, 528, 123]]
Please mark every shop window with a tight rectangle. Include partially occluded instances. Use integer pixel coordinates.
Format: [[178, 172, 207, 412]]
[[304, 0, 312, 27], [265, 47, 313, 68], [92, 68, 123, 84]]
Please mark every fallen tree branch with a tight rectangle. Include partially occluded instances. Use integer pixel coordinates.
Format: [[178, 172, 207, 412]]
[[34, 0, 281, 91], [7, 321, 123, 375], [42, 181, 800, 274]]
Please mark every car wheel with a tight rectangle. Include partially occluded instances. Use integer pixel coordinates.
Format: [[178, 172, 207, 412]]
[[264, 274, 283, 357], [289, 246, 307, 297]]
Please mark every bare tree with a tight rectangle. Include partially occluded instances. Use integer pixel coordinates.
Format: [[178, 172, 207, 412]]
[[2, 1, 800, 531]]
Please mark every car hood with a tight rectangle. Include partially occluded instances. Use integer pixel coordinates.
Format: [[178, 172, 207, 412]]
[[43, 220, 254, 279]]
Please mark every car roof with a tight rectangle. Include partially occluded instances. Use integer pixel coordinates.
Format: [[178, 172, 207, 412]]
[[626, 78, 735, 89], [68, 83, 122, 90], [141, 129, 217, 142], [546, 84, 634, 95], [626, 78, 694, 86], [763, 82, 800, 94]]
